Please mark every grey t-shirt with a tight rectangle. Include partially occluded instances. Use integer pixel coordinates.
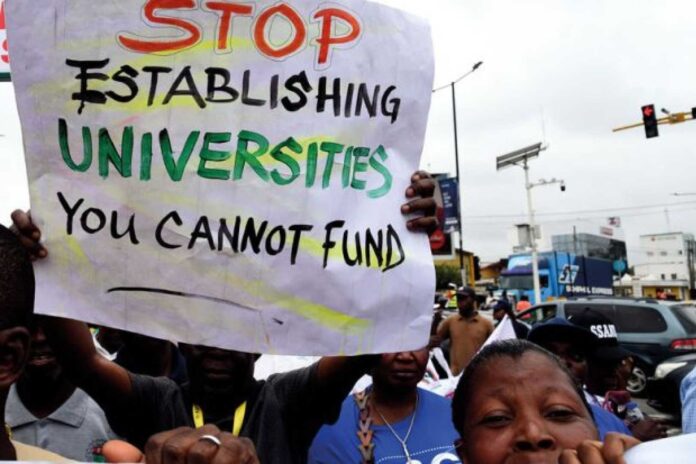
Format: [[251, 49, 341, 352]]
[[6, 385, 118, 461], [107, 362, 335, 464]]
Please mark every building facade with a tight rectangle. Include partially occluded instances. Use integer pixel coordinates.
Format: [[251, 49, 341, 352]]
[[551, 232, 627, 263], [633, 232, 696, 283]]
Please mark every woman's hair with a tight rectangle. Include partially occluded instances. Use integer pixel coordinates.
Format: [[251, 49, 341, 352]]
[[451, 339, 593, 436]]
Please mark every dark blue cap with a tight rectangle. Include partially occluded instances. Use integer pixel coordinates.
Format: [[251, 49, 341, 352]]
[[527, 316, 598, 352], [456, 287, 476, 298], [492, 299, 512, 312]]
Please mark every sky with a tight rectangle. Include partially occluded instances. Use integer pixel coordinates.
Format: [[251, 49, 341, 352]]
[[2, 0, 696, 264]]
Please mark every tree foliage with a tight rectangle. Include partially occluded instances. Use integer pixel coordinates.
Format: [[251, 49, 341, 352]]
[[435, 263, 463, 291]]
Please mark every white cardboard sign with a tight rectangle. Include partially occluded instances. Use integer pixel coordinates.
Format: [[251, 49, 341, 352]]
[[6, 0, 435, 355]]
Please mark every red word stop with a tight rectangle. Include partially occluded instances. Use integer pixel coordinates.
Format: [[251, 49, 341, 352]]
[[117, 0, 362, 68]]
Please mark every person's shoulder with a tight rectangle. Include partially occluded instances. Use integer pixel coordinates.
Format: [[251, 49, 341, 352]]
[[418, 387, 452, 407], [257, 362, 320, 405], [318, 394, 360, 428], [266, 361, 319, 386], [5, 384, 36, 428], [683, 365, 696, 385], [76, 387, 117, 425], [308, 409, 358, 463], [129, 372, 183, 405], [681, 366, 696, 397], [590, 404, 632, 437], [416, 389, 459, 436], [417, 389, 457, 423], [131, 371, 179, 390], [326, 393, 360, 425], [342, 391, 362, 411], [307, 393, 360, 461], [13, 440, 72, 462]]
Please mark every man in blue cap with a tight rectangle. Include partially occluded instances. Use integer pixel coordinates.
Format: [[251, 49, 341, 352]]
[[527, 315, 632, 440], [528, 309, 666, 441], [569, 309, 667, 441]]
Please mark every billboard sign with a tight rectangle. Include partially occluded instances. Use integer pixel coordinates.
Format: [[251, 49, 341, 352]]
[[0, 1, 9, 81]]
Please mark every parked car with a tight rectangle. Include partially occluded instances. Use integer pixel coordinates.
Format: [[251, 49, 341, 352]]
[[647, 352, 696, 415], [517, 297, 696, 395]]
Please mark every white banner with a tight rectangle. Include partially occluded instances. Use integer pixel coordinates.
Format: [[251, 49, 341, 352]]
[[480, 316, 517, 351], [6, 0, 435, 355]]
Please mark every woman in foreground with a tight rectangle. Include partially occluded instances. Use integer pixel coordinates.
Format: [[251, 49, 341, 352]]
[[451, 339, 639, 464]]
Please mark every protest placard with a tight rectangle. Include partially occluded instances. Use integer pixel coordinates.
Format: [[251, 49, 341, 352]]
[[624, 433, 696, 463], [6, 0, 435, 354]]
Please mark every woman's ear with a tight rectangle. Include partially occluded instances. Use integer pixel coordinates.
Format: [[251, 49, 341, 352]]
[[0, 327, 31, 388]]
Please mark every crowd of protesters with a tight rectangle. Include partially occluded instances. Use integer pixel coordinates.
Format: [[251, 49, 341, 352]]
[[0, 172, 693, 463]]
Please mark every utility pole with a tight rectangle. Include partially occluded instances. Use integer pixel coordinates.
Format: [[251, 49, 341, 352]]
[[686, 237, 696, 299], [496, 143, 564, 304], [451, 82, 466, 285], [572, 226, 578, 295], [434, 61, 484, 286], [523, 176, 566, 303], [523, 158, 541, 304]]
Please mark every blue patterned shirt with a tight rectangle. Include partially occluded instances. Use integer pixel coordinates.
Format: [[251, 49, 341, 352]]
[[681, 365, 696, 433]]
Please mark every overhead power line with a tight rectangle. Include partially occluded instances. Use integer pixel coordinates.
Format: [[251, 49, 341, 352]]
[[461, 205, 696, 227], [462, 200, 696, 220]]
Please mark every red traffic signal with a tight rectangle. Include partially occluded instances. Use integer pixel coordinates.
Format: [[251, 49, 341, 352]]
[[641, 104, 659, 139]]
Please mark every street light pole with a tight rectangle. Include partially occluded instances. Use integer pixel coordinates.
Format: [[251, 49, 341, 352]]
[[443, 61, 483, 286], [497, 143, 561, 305], [450, 82, 466, 285], [525, 175, 564, 303], [523, 159, 542, 304]]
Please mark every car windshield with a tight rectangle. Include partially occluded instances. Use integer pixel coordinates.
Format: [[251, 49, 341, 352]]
[[500, 275, 533, 290], [671, 304, 696, 333]]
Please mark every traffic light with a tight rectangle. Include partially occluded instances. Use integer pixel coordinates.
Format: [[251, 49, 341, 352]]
[[473, 256, 481, 281], [641, 104, 659, 138], [692, 107, 696, 119]]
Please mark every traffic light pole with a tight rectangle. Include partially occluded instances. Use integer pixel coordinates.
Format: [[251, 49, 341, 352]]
[[613, 107, 696, 134]]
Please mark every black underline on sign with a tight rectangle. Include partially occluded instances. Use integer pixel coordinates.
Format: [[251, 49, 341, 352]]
[[106, 286, 264, 315]]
